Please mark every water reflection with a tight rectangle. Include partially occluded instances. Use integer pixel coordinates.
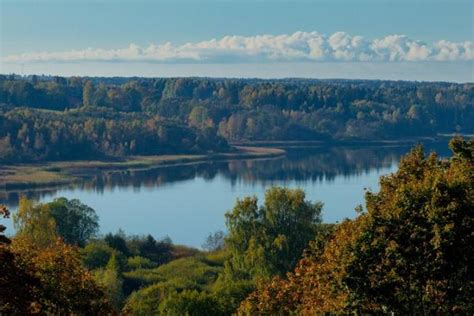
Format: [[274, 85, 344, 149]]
[[1, 143, 450, 208]]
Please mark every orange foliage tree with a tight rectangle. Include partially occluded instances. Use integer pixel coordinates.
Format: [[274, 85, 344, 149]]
[[239, 219, 364, 315], [239, 138, 474, 315], [11, 238, 113, 314], [0, 205, 41, 314], [1, 198, 114, 314]]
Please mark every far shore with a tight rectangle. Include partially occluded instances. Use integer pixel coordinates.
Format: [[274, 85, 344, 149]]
[[0, 136, 455, 191], [0, 146, 285, 191], [230, 136, 447, 148]]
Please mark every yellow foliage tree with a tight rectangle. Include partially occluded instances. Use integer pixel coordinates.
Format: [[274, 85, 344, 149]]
[[13, 198, 57, 249]]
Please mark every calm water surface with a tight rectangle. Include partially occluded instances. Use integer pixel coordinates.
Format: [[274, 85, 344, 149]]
[[1, 143, 450, 247]]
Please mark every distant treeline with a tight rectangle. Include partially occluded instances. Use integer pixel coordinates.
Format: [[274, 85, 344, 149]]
[[0, 75, 472, 162]]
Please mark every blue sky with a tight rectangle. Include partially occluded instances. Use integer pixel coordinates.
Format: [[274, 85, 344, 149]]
[[1, 0, 473, 81]]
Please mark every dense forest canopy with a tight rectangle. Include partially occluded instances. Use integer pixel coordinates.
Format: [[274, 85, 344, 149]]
[[0, 75, 472, 162]]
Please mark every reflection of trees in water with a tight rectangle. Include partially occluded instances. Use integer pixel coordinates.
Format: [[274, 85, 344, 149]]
[[225, 143, 450, 185], [1, 143, 450, 208], [0, 164, 223, 208], [224, 147, 399, 186], [1, 187, 54, 208]]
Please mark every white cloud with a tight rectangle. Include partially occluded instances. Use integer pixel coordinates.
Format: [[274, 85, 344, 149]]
[[3, 31, 473, 64]]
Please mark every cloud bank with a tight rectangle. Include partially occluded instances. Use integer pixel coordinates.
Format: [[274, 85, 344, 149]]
[[4, 31, 473, 63]]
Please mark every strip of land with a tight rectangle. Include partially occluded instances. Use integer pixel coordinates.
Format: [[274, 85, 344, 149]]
[[230, 137, 443, 148], [0, 146, 285, 190], [0, 136, 452, 190]]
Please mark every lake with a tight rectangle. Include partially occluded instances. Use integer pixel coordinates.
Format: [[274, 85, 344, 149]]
[[1, 142, 451, 247]]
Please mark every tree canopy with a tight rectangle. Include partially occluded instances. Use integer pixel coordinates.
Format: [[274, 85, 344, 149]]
[[224, 187, 323, 281], [239, 137, 474, 315], [48, 197, 99, 246]]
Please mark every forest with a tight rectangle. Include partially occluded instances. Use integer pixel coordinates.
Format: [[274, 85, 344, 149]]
[[1, 137, 473, 315], [1, 75, 473, 163]]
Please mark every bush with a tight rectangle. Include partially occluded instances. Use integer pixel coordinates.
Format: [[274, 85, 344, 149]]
[[81, 241, 115, 270], [123, 255, 224, 313], [159, 290, 223, 316], [127, 256, 156, 270]]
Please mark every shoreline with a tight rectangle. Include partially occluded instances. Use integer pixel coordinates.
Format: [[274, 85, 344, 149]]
[[0, 146, 285, 191], [230, 136, 447, 148], [0, 136, 454, 191]]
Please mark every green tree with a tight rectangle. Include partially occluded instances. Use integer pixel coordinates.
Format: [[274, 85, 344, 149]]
[[215, 188, 322, 314], [202, 230, 225, 251], [188, 105, 211, 129], [127, 256, 156, 270], [138, 235, 172, 265], [94, 253, 124, 310], [104, 229, 130, 256], [82, 80, 95, 107], [81, 241, 115, 270], [94, 83, 109, 107], [48, 197, 99, 247], [224, 187, 323, 281], [159, 290, 223, 316], [0, 135, 14, 161]]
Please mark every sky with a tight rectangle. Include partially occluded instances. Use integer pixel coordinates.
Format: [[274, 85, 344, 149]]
[[1, 0, 473, 82]]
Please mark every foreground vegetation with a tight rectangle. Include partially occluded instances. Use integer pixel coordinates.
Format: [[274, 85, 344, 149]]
[[1, 75, 472, 163], [1, 138, 472, 314], [241, 138, 474, 314]]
